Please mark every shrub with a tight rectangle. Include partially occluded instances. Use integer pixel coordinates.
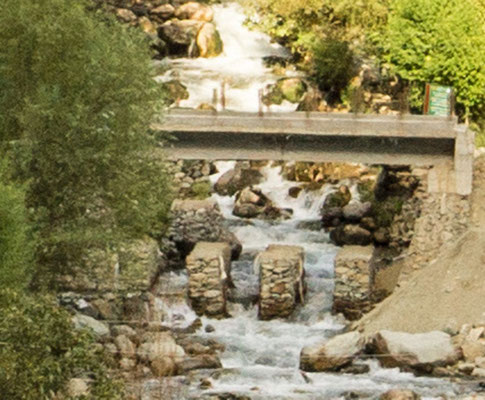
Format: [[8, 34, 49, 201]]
[[0, 163, 33, 291], [0, 290, 122, 399], [0, 0, 172, 286], [380, 0, 485, 119]]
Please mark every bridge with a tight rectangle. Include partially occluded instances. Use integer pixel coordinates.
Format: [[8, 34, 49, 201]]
[[154, 109, 475, 195]]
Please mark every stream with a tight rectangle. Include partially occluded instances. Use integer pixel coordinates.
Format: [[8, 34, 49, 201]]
[[153, 3, 470, 399]]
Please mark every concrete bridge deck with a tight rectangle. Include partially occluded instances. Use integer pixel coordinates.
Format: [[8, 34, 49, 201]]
[[154, 109, 474, 195]]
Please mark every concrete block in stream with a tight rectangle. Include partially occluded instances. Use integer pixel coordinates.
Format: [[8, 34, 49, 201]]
[[186, 242, 232, 318], [256, 244, 305, 320]]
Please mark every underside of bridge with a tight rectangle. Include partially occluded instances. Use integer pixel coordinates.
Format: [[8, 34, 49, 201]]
[[155, 109, 475, 195]]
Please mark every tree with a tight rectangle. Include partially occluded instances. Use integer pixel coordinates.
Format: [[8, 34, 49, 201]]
[[0, 0, 172, 286], [380, 0, 485, 119]]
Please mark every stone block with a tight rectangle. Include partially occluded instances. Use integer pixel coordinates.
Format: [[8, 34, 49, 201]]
[[186, 242, 231, 318], [257, 244, 305, 320]]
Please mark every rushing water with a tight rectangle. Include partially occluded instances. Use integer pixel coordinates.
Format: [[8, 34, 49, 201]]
[[152, 4, 472, 399]]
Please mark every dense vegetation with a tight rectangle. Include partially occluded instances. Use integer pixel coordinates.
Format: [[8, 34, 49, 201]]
[[0, 0, 171, 396], [241, 0, 485, 142]]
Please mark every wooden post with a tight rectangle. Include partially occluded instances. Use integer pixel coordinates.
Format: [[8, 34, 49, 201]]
[[220, 81, 226, 110], [258, 89, 264, 116], [423, 83, 431, 114]]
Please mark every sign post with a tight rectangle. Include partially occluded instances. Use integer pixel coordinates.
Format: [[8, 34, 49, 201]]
[[423, 83, 454, 117]]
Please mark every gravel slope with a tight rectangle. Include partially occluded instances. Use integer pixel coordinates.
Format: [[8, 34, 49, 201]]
[[356, 156, 485, 335]]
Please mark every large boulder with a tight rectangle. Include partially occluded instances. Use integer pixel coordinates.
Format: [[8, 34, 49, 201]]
[[214, 165, 263, 196], [158, 19, 203, 56], [175, 2, 214, 22], [371, 330, 459, 372], [168, 199, 242, 260], [233, 187, 292, 220], [196, 23, 223, 58], [138, 332, 185, 377], [300, 331, 364, 372]]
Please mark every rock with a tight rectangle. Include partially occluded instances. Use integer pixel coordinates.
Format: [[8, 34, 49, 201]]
[[151, 4, 175, 20], [321, 185, 352, 210], [72, 314, 109, 338], [196, 23, 223, 58], [137, 332, 185, 363], [138, 16, 157, 35], [214, 166, 263, 196], [321, 206, 343, 228], [372, 330, 459, 372], [343, 201, 372, 222], [116, 8, 137, 23], [119, 357, 137, 371], [289, 186, 303, 198], [379, 389, 421, 400], [168, 199, 242, 261], [300, 331, 364, 372], [151, 356, 177, 377], [297, 87, 324, 111], [205, 324, 215, 333], [233, 187, 290, 221], [111, 324, 137, 340], [179, 354, 222, 372], [66, 378, 90, 398], [373, 227, 390, 245], [462, 340, 485, 362], [175, 2, 214, 22], [115, 335, 136, 359], [264, 78, 307, 105], [475, 356, 485, 368], [472, 367, 485, 377], [162, 79, 189, 105], [330, 224, 373, 246], [340, 363, 371, 374], [158, 19, 203, 56]]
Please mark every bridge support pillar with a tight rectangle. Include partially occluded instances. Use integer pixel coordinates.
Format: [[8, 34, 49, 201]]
[[428, 126, 474, 195], [256, 245, 305, 320], [186, 242, 232, 319]]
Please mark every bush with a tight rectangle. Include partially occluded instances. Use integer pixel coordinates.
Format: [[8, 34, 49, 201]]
[[0, 0, 172, 286], [0, 290, 122, 399], [380, 0, 485, 119], [0, 163, 33, 291]]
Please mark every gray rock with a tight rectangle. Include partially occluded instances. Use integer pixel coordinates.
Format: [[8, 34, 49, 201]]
[[214, 167, 263, 196], [300, 331, 364, 372], [372, 330, 459, 372], [343, 201, 372, 222], [72, 314, 109, 338]]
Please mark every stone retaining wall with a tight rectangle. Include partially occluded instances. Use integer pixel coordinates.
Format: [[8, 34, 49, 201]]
[[186, 242, 232, 319], [257, 245, 305, 320]]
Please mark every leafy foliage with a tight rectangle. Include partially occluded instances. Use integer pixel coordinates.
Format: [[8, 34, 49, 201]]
[[379, 0, 485, 118], [0, 0, 172, 286], [0, 162, 33, 291], [0, 290, 122, 399]]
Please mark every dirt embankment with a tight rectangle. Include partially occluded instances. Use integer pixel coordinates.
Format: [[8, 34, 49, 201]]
[[355, 156, 485, 335]]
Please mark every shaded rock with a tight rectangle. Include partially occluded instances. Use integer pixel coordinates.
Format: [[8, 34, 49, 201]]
[[297, 87, 324, 111], [300, 331, 364, 372], [343, 201, 372, 222], [372, 330, 459, 372], [179, 354, 222, 372], [72, 314, 109, 338], [111, 324, 137, 340], [340, 363, 371, 374], [322, 185, 352, 210], [321, 206, 343, 228], [175, 2, 214, 22], [158, 19, 203, 56], [289, 186, 303, 198], [330, 224, 373, 246], [214, 166, 263, 196], [380, 389, 421, 400]]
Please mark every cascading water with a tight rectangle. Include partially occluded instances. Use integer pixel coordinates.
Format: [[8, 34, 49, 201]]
[[154, 3, 470, 399]]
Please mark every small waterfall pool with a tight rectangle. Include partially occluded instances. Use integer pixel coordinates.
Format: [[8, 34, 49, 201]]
[[153, 3, 472, 399]]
